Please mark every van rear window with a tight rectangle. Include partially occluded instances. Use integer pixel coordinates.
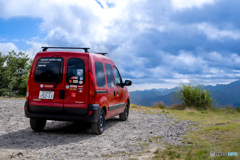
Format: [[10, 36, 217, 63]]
[[67, 58, 85, 85], [35, 58, 63, 83]]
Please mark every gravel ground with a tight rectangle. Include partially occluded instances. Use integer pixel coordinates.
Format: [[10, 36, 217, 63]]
[[0, 98, 191, 160]]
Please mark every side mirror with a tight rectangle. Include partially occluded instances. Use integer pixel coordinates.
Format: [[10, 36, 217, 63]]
[[124, 80, 132, 86]]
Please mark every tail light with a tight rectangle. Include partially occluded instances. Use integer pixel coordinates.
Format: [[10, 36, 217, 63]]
[[89, 72, 96, 104], [26, 86, 29, 97], [26, 71, 31, 101]]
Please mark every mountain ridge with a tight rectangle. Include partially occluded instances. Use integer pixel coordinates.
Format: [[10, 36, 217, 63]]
[[130, 80, 240, 107]]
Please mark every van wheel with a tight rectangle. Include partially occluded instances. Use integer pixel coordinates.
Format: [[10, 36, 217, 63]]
[[119, 102, 129, 121], [91, 109, 105, 135], [30, 118, 46, 131]]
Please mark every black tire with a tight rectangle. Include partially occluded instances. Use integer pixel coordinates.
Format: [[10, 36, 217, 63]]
[[119, 102, 129, 121], [91, 109, 105, 135], [30, 118, 46, 131]]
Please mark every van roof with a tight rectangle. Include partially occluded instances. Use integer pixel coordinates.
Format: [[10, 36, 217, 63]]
[[41, 46, 107, 56], [37, 50, 113, 63]]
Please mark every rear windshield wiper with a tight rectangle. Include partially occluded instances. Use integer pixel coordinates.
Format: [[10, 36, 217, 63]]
[[54, 63, 61, 88]]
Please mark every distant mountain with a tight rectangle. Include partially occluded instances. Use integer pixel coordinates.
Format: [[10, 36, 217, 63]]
[[129, 87, 179, 106], [129, 80, 240, 108], [137, 92, 176, 107]]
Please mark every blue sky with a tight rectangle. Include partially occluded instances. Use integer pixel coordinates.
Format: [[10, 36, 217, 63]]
[[0, 0, 239, 91]]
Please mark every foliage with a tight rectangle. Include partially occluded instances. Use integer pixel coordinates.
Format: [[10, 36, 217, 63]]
[[236, 106, 240, 112], [151, 101, 165, 109], [174, 83, 214, 110], [0, 51, 32, 96]]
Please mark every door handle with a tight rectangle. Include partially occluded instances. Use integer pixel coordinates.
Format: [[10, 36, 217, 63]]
[[59, 90, 65, 99], [117, 90, 119, 94], [114, 91, 116, 97]]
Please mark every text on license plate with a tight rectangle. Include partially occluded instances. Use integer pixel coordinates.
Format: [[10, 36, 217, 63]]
[[39, 91, 54, 99]]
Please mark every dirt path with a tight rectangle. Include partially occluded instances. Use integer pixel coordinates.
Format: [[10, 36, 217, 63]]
[[0, 99, 190, 160]]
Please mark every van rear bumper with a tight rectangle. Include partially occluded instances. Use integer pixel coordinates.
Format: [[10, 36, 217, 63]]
[[24, 101, 101, 122]]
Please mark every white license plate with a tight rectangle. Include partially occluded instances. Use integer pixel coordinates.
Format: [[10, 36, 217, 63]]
[[39, 91, 54, 99]]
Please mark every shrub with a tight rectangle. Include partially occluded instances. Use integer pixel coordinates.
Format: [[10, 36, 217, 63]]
[[237, 106, 240, 112], [152, 101, 165, 109], [174, 83, 214, 110]]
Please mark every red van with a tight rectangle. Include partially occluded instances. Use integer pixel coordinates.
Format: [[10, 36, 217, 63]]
[[24, 47, 132, 134]]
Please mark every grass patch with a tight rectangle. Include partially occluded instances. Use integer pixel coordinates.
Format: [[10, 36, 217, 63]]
[[131, 103, 240, 159], [153, 147, 181, 159], [155, 108, 240, 159]]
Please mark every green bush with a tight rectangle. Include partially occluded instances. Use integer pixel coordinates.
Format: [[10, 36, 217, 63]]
[[0, 51, 32, 97], [174, 83, 214, 110], [236, 106, 240, 112]]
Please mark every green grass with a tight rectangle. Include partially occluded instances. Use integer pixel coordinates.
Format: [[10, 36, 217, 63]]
[[130, 104, 240, 160]]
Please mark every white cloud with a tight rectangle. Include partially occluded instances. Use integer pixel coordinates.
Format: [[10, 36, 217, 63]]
[[0, 0, 239, 91], [0, 42, 19, 55], [171, 0, 216, 10], [25, 41, 48, 59], [197, 23, 240, 41]]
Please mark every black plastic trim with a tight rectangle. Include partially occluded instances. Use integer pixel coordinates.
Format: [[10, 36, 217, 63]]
[[29, 105, 63, 114], [108, 103, 125, 111], [24, 103, 101, 122], [96, 90, 107, 94]]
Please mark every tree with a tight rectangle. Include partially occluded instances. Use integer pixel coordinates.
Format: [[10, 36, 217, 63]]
[[0, 50, 32, 96], [0, 52, 7, 95]]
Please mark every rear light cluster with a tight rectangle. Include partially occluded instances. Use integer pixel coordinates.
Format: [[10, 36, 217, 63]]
[[26, 86, 29, 97], [89, 72, 96, 104], [26, 71, 31, 101]]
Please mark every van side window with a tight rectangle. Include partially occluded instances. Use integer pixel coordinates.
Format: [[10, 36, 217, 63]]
[[95, 62, 106, 87], [105, 63, 115, 87], [113, 66, 122, 87], [67, 58, 85, 85], [35, 57, 63, 83]]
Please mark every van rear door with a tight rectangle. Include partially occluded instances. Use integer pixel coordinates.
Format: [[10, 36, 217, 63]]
[[63, 52, 89, 116], [29, 53, 66, 114]]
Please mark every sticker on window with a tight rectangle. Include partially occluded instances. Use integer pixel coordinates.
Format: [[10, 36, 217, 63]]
[[79, 77, 83, 80], [73, 80, 78, 83], [38, 65, 46, 67], [71, 76, 78, 80], [77, 69, 83, 76], [79, 81, 83, 84]]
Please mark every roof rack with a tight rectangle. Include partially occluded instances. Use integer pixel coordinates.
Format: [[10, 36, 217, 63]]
[[94, 53, 107, 56], [42, 47, 90, 53]]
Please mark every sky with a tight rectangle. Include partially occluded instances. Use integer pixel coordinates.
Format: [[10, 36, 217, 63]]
[[0, 0, 239, 91]]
